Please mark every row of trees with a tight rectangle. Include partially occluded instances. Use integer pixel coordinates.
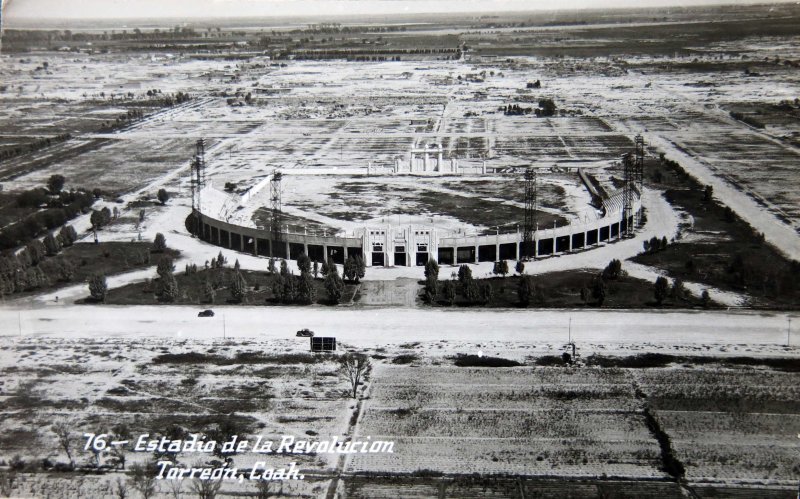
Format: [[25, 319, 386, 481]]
[[0, 186, 94, 250], [0, 225, 79, 296], [185, 251, 366, 306], [423, 260, 494, 306], [642, 236, 669, 254], [0, 135, 71, 163]]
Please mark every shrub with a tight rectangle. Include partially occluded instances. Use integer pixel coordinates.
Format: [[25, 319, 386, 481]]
[[88, 274, 107, 301], [157, 188, 170, 205], [153, 232, 167, 252], [452, 354, 522, 367], [392, 354, 419, 365]]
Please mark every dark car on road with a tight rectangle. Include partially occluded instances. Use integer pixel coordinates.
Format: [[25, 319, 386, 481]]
[[296, 328, 314, 337], [198, 309, 215, 317]]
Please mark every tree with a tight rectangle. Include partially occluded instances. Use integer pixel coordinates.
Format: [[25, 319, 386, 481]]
[[312, 260, 319, 278], [592, 277, 606, 307], [648, 236, 659, 253], [338, 353, 371, 398], [23, 241, 43, 267], [161, 274, 179, 302], [671, 278, 686, 300], [101, 207, 112, 226], [457, 264, 472, 285], [280, 259, 289, 276], [654, 276, 670, 305], [354, 255, 366, 281], [43, 232, 61, 256], [189, 476, 222, 499], [166, 479, 183, 499], [298, 272, 316, 304], [268, 257, 277, 274], [153, 232, 167, 252], [518, 275, 535, 306], [297, 253, 311, 274], [216, 251, 226, 268], [282, 273, 298, 303], [47, 174, 66, 194], [129, 463, 157, 499], [105, 424, 131, 470], [496, 260, 509, 277], [230, 271, 247, 303], [515, 260, 525, 275], [52, 421, 75, 467], [703, 184, 713, 203], [324, 265, 344, 304], [88, 273, 107, 301], [442, 280, 456, 306], [272, 274, 286, 302], [479, 282, 493, 304], [580, 286, 591, 305], [157, 188, 169, 205], [423, 274, 438, 304], [602, 259, 622, 280], [463, 276, 479, 303], [112, 476, 129, 499], [156, 256, 174, 279], [701, 289, 711, 308], [343, 256, 357, 282], [57, 259, 76, 282], [58, 225, 78, 247], [203, 279, 215, 303], [233, 259, 240, 271], [320, 259, 330, 277], [424, 259, 439, 280], [253, 481, 271, 499]]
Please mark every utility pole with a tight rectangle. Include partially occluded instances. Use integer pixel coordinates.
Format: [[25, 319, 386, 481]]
[[788, 317, 792, 347]]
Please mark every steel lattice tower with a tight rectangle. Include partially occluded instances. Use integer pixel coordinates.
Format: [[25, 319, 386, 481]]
[[190, 139, 206, 237], [270, 170, 283, 251], [622, 152, 634, 237], [634, 134, 644, 193], [191, 138, 206, 212], [523, 167, 538, 259]]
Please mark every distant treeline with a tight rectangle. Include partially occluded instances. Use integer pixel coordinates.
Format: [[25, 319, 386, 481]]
[[0, 134, 71, 163], [729, 111, 766, 129], [279, 47, 461, 61]]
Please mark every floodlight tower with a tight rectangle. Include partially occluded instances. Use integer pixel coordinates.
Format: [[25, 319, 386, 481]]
[[192, 139, 207, 211], [634, 134, 645, 228], [634, 134, 644, 192], [270, 170, 283, 252], [622, 152, 634, 237], [190, 138, 207, 237], [523, 167, 538, 259]]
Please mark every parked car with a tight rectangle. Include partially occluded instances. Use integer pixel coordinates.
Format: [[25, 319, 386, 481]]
[[296, 328, 314, 337], [198, 309, 215, 317]]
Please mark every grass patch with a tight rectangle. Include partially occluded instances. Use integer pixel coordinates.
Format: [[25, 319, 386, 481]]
[[151, 351, 337, 365], [636, 157, 800, 309], [585, 353, 800, 372]]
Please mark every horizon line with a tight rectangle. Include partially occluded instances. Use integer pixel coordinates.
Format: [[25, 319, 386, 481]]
[[3, 0, 797, 23]]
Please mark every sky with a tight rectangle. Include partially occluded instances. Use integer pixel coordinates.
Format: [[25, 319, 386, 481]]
[[2, 0, 797, 20]]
